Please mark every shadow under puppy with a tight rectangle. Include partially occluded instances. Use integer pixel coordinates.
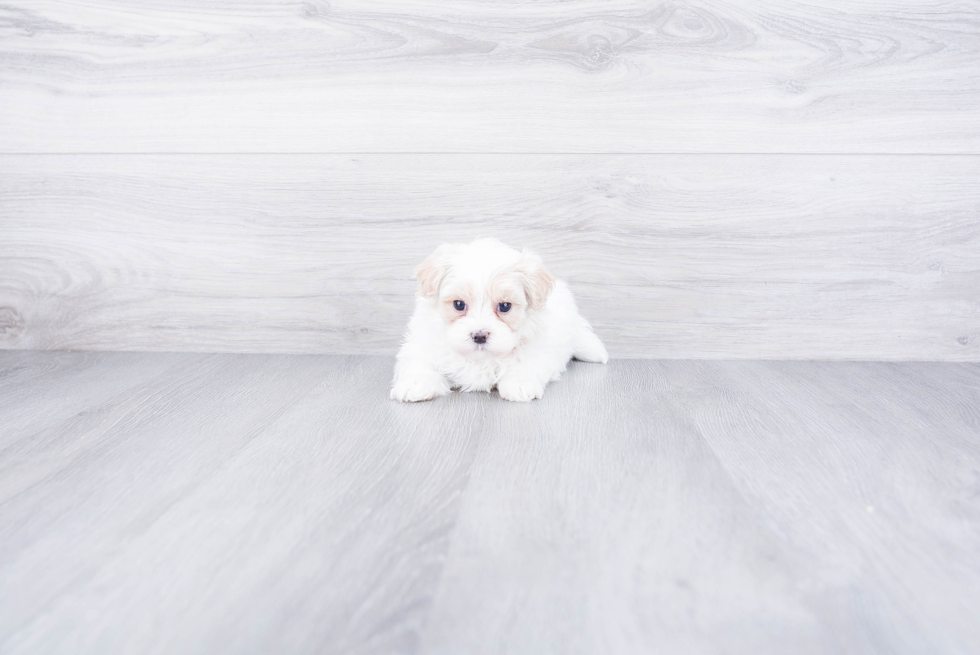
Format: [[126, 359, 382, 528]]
[[391, 238, 607, 402]]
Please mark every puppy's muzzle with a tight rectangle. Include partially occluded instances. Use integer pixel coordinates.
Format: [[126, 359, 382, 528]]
[[471, 331, 489, 345]]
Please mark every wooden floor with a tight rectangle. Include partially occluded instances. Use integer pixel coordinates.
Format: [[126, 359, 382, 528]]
[[1, 351, 978, 654]]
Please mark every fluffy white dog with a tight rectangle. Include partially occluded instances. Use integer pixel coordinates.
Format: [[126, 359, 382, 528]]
[[391, 238, 607, 402]]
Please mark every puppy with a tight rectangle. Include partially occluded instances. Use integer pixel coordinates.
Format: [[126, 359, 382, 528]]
[[391, 238, 607, 402]]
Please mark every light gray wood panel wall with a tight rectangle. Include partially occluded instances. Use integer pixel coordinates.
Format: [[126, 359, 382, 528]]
[[2, 1, 978, 357], [1, 0, 979, 153], [1, 154, 977, 360]]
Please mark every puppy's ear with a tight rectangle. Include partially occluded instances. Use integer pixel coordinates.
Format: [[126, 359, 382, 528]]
[[515, 249, 556, 310], [414, 244, 458, 298]]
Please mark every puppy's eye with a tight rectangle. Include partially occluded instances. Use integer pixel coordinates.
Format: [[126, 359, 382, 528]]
[[497, 302, 512, 313], [453, 300, 466, 311]]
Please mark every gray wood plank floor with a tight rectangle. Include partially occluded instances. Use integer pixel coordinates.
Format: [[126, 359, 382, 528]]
[[1, 351, 978, 654]]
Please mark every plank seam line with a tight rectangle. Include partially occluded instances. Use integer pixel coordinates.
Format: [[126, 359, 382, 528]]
[[2, 152, 980, 157]]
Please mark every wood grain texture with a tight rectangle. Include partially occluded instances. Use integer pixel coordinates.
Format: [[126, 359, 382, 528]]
[[2, 351, 979, 653], [422, 358, 826, 654], [0, 352, 485, 654], [0, 350, 214, 502], [420, 358, 980, 654], [1, 0, 978, 153], [2, 154, 977, 360], [685, 360, 980, 653]]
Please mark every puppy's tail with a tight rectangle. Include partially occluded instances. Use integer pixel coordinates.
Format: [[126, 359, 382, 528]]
[[573, 326, 608, 364]]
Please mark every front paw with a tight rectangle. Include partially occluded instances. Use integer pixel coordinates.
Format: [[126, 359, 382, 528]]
[[496, 374, 545, 402], [390, 372, 451, 402]]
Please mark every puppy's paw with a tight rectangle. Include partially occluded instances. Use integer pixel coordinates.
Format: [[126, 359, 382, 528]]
[[496, 374, 545, 402], [390, 371, 451, 402]]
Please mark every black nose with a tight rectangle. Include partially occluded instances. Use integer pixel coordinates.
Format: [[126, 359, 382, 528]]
[[472, 332, 488, 345]]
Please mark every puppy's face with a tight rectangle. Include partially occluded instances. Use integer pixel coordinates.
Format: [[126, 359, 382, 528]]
[[415, 240, 555, 358]]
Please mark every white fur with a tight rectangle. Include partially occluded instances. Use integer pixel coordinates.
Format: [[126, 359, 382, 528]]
[[391, 238, 608, 402]]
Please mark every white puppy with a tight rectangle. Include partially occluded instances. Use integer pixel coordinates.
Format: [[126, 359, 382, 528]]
[[391, 238, 607, 402]]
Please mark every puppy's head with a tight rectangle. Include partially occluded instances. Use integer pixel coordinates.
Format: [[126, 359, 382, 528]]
[[414, 238, 555, 358]]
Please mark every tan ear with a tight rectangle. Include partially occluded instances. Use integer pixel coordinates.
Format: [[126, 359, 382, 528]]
[[414, 244, 458, 298], [516, 249, 556, 310]]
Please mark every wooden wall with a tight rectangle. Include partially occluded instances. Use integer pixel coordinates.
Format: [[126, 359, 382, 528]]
[[1, 0, 978, 359]]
